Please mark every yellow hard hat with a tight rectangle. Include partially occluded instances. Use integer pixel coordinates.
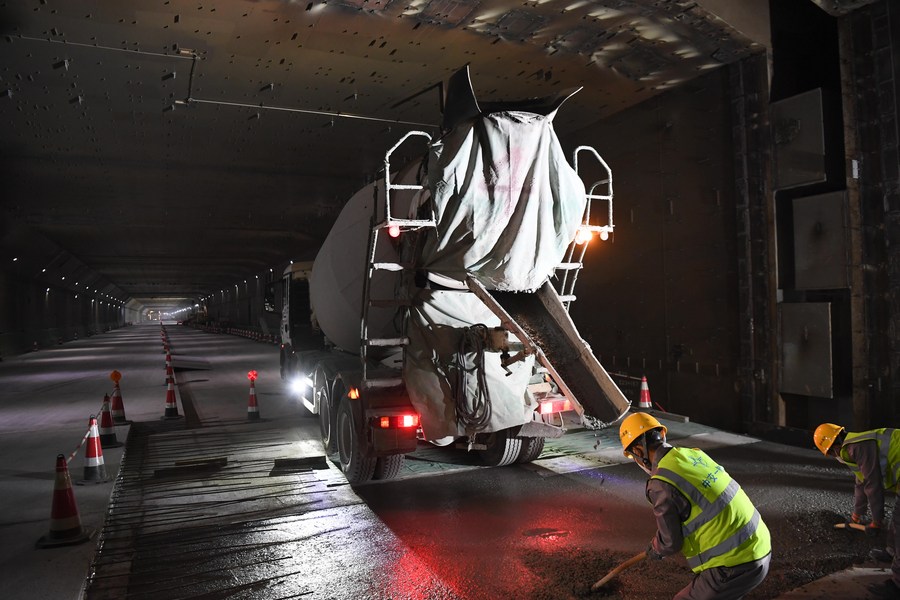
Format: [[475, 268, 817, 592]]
[[619, 412, 667, 457], [813, 423, 844, 455]]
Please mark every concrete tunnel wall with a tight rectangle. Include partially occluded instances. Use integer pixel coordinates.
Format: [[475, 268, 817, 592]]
[[565, 64, 747, 432], [0, 266, 132, 358], [0, 223, 135, 359]]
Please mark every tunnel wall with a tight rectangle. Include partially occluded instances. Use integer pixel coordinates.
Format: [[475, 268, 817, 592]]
[[843, 0, 900, 427], [0, 224, 133, 359], [0, 268, 132, 358], [562, 65, 752, 431]]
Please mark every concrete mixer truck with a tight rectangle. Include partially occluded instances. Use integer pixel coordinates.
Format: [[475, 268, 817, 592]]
[[280, 66, 630, 483]]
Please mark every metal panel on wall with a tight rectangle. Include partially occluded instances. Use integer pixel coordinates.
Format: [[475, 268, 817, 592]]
[[772, 88, 827, 190], [793, 191, 849, 290], [780, 302, 833, 398]]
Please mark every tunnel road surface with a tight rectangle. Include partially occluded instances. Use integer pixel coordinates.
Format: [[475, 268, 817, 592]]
[[0, 323, 893, 599]]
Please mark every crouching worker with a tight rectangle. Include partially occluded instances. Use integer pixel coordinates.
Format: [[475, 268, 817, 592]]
[[619, 413, 771, 599], [813, 423, 900, 599]]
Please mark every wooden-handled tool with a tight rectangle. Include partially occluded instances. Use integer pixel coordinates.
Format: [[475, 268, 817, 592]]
[[833, 522, 867, 532], [590, 551, 647, 592]]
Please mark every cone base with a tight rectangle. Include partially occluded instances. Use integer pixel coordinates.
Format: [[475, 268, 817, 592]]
[[161, 414, 183, 420], [247, 413, 261, 421], [100, 439, 123, 449], [112, 418, 132, 425], [76, 477, 110, 485], [36, 527, 95, 549]]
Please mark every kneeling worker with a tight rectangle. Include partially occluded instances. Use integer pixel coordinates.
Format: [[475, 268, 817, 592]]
[[813, 423, 899, 599], [620, 413, 771, 599]]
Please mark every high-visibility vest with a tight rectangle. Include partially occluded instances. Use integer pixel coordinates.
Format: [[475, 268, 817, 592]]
[[839, 429, 900, 491], [652, 447, 771, 573]]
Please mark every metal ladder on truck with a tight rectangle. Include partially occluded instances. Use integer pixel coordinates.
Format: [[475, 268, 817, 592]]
[[359, 131, 435, 386], [554, 145, 615, 310]]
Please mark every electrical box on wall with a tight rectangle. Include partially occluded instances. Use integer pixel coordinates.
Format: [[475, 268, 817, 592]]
[[772, 88, 827, 190], [792, 191, 849, 290], [780, 302, 833, 398]]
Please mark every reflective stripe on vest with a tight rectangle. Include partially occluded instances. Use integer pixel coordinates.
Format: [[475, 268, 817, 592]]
[[652, 448, 771, 573], [840, 429, 900, 490]]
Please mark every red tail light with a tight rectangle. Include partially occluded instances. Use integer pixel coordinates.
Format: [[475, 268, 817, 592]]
[[539, 398, 572, 415], [377, 414, 420, 429]]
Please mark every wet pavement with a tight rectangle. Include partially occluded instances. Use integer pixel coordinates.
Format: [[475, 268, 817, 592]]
[[0, 323, 895, 599]]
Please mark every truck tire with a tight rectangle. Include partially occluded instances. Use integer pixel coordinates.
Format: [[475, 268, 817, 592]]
[[336, 396, 376, 483], [318, 370, 337, 454], [373, 455, 404, 480], [515, 436, 545, 463], [478, 428, 523, 467]]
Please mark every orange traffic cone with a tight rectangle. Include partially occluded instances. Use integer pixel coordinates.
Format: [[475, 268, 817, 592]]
[[247, 376, 260, 421], [79, 416, 109, 483], [37, 455, 95, 547], [163, 376, 181, 419], [638, 376, 653, 410], [98, 396, 123, 448], [110, 382, 129, 424]]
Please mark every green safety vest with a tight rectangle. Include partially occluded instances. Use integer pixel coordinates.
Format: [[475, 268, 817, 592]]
[[839, 429, 900, 491], [652, 447, 771, 573]]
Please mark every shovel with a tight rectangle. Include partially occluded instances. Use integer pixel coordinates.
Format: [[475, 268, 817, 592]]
[[590, 551, 647, 592], [833, 522, 867, 532]]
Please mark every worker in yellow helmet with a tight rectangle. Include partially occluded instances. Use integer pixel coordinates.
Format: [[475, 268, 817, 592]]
[[619, 412, 771, 599], [813, 423, 900, 599]]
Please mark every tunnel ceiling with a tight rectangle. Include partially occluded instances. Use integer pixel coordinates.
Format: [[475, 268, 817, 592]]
[[0, 0, 774, 311]]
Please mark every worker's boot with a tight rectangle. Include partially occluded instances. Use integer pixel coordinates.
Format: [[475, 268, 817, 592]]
[[870, 548, 894, 563]]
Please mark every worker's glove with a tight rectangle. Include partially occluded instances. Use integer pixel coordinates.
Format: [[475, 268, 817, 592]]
[[646, 544, 664, 561], [866, 521, 883, 537]]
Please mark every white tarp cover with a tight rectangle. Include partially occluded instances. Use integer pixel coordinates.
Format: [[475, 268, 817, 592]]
[[404, 109, 585, 438], [405, 289, 535, 439], [420, 110, 587, 291]]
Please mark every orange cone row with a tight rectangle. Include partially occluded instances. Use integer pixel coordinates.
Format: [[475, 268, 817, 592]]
[[79, 416, 109, 484], [110, 381, 129, 424], [247, 378, 260, 420], [36, 455, 95, 548], [98, 396, 123, 448], [638, 375, 653, 410], [163, 375, 181, 419]]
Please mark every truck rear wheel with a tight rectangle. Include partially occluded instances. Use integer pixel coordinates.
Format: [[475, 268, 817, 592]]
[[317, 369, 336, 454], [336, 396, 376, 483], [478, 428, 523, 467], [373, 455, 404, 480], [516, 436, 545, 463]]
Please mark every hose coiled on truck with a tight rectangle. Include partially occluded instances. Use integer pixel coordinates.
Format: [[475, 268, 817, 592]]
[[453, 324, 492, 433]]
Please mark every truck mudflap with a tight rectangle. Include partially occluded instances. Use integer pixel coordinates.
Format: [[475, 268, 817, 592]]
[[466, 277, 630, 426]]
